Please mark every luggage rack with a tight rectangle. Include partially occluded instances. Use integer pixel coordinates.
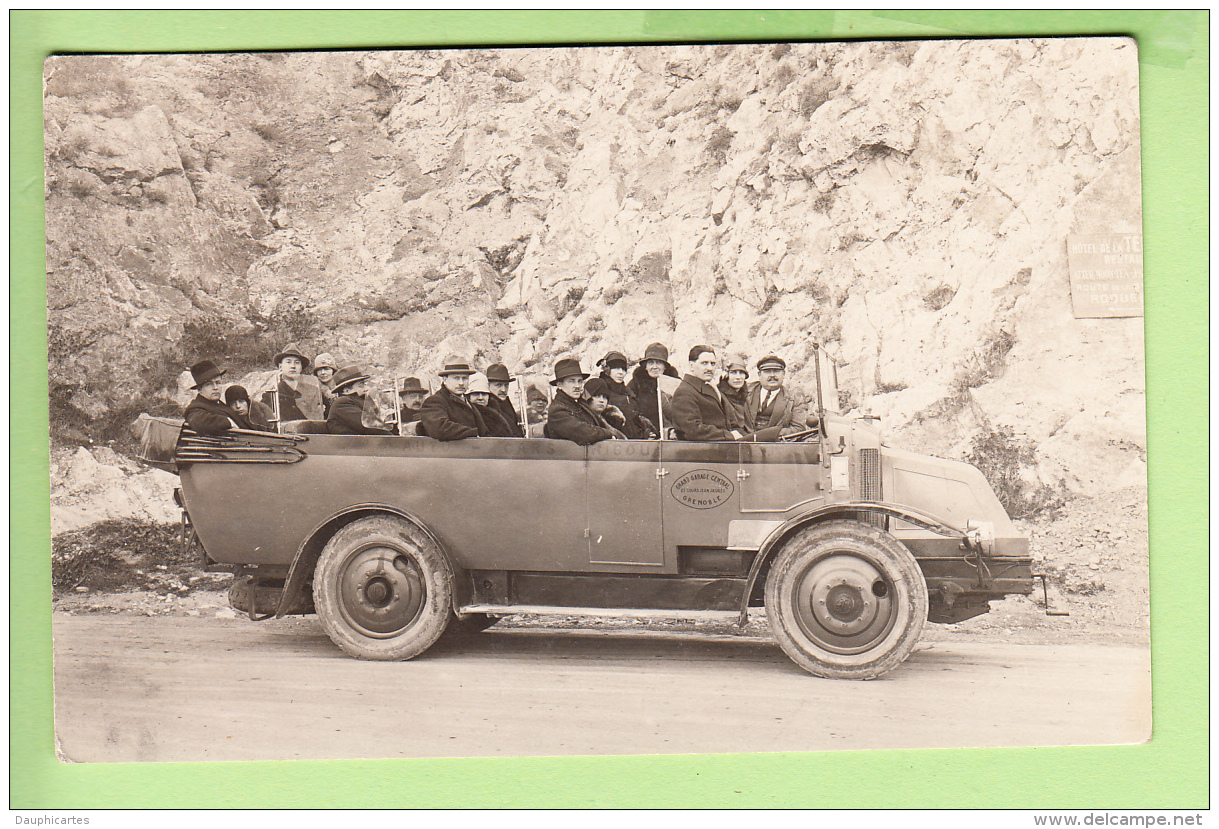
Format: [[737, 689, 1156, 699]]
[[175, 428, 308, 465]]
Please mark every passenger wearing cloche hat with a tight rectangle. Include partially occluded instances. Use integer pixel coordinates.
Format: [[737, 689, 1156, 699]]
[[326, 366, 393, 436], [312, 351, 338, 417], [597, 350, 655, 439], [484, 363, 523, 437], [628, 342, 679, 438], [544, 359, 623, 445], [183, 360, 239, 436], [717, 353, 751, 431], [418, 356, 487, 441], [465, 372, 517, 438], [224, 384, 274, 431]]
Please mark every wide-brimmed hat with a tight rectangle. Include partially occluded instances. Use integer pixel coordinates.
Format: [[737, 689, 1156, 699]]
[[331, 365, 371, 393], [640, 342, 672, 368], [438, 355, 476, 376], [398, 376, 426, 394], [274, 344, 310, 371], [550, 358, 589, 386], [189, 359, 226, 389], [599, 350, 630, 371], [485, 363, 514, 383], [466, 372, 491, 395], [756, 354, 787, 371], [312, 352, 337, 372], [584, 377, 611, 399], [224, 385, 250, 405]]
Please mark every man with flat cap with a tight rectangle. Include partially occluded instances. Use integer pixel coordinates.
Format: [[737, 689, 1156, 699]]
[[327, 366, 395, 435], [484, 363, 524, 437], [745, 354, 815, 436], [183, 360, 239, 436], [418, 356, 487, 441], [544, 358, 624, 445]]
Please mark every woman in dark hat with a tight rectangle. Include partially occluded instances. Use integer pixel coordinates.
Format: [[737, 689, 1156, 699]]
[[326, 366, 393, 435], [717, 353, 751, 432], [544, 358, 623, 445], [224, 384, 275, 431], [596, 350, 655, 439], [583, 376, 628, 434], [183, 360, 238, 436], [628, 342, 679, 437]]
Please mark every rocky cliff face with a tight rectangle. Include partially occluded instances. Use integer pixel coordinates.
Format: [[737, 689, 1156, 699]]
[[44, 39, 1144, 500]]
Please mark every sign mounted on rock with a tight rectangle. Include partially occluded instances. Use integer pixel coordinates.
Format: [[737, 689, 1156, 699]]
[[1067, 233, 1144, 318]]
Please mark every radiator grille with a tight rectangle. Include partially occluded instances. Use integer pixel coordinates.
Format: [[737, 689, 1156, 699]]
[[857, 447, 885, 528]]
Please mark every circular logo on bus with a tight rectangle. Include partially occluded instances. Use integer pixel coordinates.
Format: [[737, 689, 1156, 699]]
[[671, 469, 734, 509]]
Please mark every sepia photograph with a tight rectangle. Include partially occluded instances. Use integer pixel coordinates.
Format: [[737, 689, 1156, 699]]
[[40, 37, 1150, 765], [42, 37, 1155, 764]]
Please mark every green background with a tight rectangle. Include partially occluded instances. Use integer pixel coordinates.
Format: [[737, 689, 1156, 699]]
[[11, 10, 1208, 808]]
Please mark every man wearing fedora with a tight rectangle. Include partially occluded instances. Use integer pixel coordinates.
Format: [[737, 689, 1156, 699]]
[[184, 360, 239, 436], [397, 377, 428, 429], [466, 372, 517, 438], [326, 366, 394, 435], [418, 356, 488, 441], [484, 363, 523, 437], [744, 354, 815, 436], [260, 343, 323, 425], [544, 358, 624, 445]]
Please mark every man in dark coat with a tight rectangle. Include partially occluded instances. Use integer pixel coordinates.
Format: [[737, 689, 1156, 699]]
[[418, 356, 487, 441], [466, 372, 518, 438], [183, 360, 238, 436], [544, 358, 623, 445], [326, 366, 393, 435], [397, 377, 428, 428], [670, 346, 744, 442], [485, 363, 524, 437]]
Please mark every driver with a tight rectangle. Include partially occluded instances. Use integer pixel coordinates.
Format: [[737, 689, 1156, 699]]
[[745, 355, 818, 436]]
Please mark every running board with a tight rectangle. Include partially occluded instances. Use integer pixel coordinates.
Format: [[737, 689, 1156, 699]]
[[458, 604, 745, 623]]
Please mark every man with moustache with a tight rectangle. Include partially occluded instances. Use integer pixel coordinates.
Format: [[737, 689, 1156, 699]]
[[745, 354, 816, 436], [671, 346, 785, 442], [418, 356, 487, 441], [484, 363, 524, 437], [543, 358, 624, 445]]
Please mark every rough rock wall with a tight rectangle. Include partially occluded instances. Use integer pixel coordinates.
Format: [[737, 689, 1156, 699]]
[[43, 39, 1144, 497]]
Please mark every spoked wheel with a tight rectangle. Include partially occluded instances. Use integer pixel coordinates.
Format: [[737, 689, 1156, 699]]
[[313, 516, 453, 660], [765, 520, 928, 679]]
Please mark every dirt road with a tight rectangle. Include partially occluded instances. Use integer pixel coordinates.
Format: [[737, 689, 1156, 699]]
[[52, 613, 1151, 762]]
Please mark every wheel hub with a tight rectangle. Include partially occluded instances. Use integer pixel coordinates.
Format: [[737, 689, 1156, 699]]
[[337, 544, 425, 638], [793, 553, 898, 655]]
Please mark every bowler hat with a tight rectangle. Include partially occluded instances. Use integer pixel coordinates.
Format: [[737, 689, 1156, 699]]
[[467, 372, 491, 395], [224, 385, 250, 405], [600, 351, 629, 370], [640, 342, 672, 368], [189, 359, 226, 389], [312, 352, 337, 372], [398, 376, 426, 393], [274, 344, 311, 371], [756, 355, 787, 371], [331, 365, 371, 393], [485, 363, 514, 383], [438, 355, 476, 376], [550, 358, 589, 386]]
